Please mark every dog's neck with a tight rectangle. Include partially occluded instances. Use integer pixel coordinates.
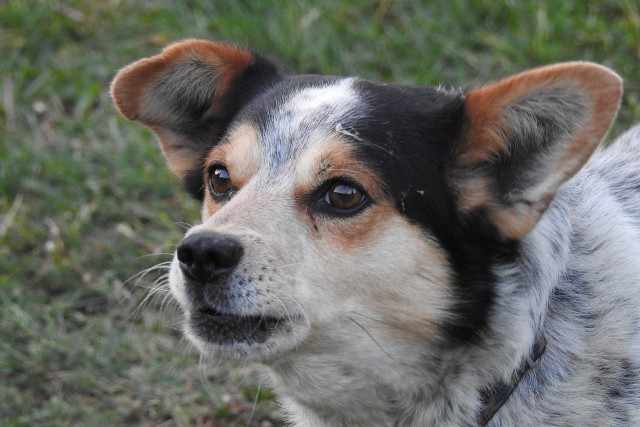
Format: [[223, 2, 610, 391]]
[[263, 326, 548, 426], [262, 334, 546, 426]]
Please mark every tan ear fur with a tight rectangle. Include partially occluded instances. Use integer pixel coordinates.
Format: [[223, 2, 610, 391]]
[[110, 40, 253, 178], [111, 39, 252, 123], [453, 62, 623, 240]]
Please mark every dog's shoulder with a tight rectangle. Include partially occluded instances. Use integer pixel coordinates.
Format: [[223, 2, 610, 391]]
[[499, 125, 640, 426]]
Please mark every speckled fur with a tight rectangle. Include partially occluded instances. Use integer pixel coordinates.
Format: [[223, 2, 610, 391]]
[[111, 41, 639, 426]]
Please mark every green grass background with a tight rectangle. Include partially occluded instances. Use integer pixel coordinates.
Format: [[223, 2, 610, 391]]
[[1, 1, 639, 425]]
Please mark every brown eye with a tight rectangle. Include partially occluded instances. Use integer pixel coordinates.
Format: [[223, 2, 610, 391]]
[[209, 165, 232, 196], [324, 182, 365, 210]]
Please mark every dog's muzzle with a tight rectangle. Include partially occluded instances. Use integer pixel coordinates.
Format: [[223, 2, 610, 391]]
[[173, 231, 289, 348]]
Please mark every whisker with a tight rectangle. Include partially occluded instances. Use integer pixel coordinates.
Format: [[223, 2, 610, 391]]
[[279, 273, 330, 301], [273, 262, 306, 270], [349, 310, 437, 331], [123, 253, 177, 325], [124, 261, 172, 286], [347, 315, 400, 363], [247, 379, 262, 426], [175, 222, 194, 231], [129, 268, 173, 319], [131, 252, 175, 262]]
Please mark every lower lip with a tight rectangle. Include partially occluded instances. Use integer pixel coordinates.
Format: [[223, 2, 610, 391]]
[[189, 309, 283, 345]]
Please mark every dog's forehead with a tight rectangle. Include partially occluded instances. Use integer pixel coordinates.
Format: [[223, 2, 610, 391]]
[[278, 77, 359, 118], [216, 75, 465, 207], [238, 77, 365, 171]]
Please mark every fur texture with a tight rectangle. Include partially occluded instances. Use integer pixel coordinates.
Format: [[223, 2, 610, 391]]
[[111, 40, 640, 426]]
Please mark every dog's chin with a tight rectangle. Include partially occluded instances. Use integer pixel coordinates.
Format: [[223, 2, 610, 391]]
[[183, 308, 309, 361]]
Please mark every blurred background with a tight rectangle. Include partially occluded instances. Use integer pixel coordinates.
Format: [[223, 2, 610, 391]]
[[1, 1, 639, 425]]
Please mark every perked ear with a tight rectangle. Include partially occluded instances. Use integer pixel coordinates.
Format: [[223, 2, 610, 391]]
[[111, 39, 280, 198], [451, 62, 622, 241]]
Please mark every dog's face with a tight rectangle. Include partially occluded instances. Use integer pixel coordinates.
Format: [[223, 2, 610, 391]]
[[112, 40, 621, 363]]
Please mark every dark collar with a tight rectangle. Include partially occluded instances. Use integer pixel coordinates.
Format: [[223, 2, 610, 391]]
[[477, 333, 547, 426]]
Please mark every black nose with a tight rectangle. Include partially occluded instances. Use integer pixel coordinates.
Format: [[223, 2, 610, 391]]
[[176, 232, 244, 284]]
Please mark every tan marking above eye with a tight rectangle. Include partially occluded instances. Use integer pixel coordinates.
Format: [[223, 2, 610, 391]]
[[205, 123, 261, 190], [294, 134, 387, 204]]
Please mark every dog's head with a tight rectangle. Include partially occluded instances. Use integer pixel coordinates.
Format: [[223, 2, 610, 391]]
[[112, 40, 621, 362]]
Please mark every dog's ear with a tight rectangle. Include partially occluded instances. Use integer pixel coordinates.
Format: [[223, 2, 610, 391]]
[[111, 39, 280, 199], [451, 62, 622, 241]]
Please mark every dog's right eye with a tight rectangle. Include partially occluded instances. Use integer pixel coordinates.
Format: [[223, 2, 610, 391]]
[[208, 165, 233, 197], [324, 182, 365, 211], [310, 179, 369, 217]]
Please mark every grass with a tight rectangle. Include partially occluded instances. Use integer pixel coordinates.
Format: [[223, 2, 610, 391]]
[[1, 0, 639, 425]]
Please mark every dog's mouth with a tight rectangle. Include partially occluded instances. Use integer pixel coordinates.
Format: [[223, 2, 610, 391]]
[[188, 307, 293, 346]]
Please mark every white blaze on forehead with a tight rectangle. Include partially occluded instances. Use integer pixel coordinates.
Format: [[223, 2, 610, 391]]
[[285, 78, 359, 116], [261, 78, 364, 170]]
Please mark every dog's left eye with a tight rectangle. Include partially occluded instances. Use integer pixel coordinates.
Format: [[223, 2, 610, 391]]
[[209, 165, 233, 197], [323, 182, 366, 211]]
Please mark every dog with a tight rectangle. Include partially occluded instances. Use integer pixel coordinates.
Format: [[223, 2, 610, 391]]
[[111, 39, 640, 426]]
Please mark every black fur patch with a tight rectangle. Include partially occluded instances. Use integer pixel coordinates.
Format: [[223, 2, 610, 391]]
[[183, 166, 206, 200], [343, 80, 509, 343]]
